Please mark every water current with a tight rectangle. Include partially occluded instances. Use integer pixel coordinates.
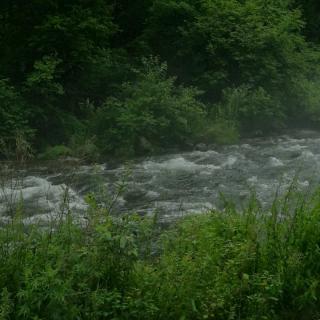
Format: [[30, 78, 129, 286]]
[[1, 130, 320, 223]]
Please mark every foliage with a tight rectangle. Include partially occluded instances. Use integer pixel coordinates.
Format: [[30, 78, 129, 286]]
[[0, 0, 119, 149], [0, 80, 32, 142], [294, 0, 320, 42], [38, 145, 72, 160], [144, 0, 308, 92], [25, 56, 64, 99], [2, 187, 320, 318], [199, 119, 240, 145], [69, 135, 100, 162], [90, 59, 205, 156], [217, 86, 285, 134], [145, 188, 320, 320], [1, 0, 320, 156], [142, 0, 320, 135]]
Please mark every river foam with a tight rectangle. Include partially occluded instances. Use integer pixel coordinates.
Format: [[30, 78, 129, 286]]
[[1, 130, 320, 221]]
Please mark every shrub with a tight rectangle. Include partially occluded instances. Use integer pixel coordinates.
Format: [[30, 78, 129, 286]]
[[90, 58, 205, 156], [289, 76, 320, 124], [217, 86, 285, 134], [199, 119, 239, 145], [69, 135, 100, 162], [0, 185, 158, 320], [38, 145, 72, 160], [0, 80, 33, 146]]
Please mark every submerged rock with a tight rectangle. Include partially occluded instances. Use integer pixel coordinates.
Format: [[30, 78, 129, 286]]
[[139, 137, 154, 153], [195, 143, 208, 152]]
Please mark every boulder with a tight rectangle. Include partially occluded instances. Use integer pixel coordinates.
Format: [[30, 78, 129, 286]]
[[139, 137, 154, 153], [195, 143, 208, 152]]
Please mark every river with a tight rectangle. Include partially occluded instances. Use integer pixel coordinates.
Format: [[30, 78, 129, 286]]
[[1, 130, 320, 223]]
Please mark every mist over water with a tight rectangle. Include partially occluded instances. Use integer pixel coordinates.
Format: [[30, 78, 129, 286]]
[[1, 130, 320, 223]]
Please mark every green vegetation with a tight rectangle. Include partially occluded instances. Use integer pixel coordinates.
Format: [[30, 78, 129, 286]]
[[38, 145, 72, 160], [1, 188, 320, 319], [3, 2, 320, 318], [1, 0, 320, 158], [89, 60, 205, 156]]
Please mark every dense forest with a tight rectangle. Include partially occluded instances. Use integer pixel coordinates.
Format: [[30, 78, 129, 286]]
[[1, 0, 320, 159], [1, 0, 320, 160]]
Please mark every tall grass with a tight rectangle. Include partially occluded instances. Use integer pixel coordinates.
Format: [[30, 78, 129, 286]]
[[1, 183, 320, 319]]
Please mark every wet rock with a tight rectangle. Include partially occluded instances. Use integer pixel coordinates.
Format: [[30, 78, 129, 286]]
[[184, 141, 195, 150], [139, 137, 154, 153], [289, 151, 301, 159], [208, 144, 218, 150], [195, 143, 208, 152], [124, 190, 146, 202], [63, 157, 81, 163]]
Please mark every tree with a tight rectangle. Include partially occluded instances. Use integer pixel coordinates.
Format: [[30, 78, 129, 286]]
[[90, 58, 205, 156], [0, 79, 33, 142]]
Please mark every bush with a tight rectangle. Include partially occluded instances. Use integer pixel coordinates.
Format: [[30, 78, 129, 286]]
[[38, 145, 72, 160], [0, 132, 34, 161], [289, 76, 320, 124], [199, 119, 239, 145], [217, 86, 285, 134], [0, 181, 158, 320], [0, 79, 33, 146], [137, 188, 320, 319], [69, 135, 100, 162], [90, 58, 205, 156]]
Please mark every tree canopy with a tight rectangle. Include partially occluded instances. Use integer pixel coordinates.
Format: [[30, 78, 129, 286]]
[[1, 0, 320, 158]]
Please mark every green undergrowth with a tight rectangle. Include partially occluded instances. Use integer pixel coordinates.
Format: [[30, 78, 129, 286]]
[[1, 188, 320, 319]]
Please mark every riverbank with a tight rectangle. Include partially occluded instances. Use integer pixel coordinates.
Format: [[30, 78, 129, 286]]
[[1, 186, 319, 319]]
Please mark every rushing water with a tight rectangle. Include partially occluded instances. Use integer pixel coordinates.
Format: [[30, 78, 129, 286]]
[[1, 130, 320, 223]]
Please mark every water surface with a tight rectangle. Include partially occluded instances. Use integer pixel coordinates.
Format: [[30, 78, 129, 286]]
[[1, 130, 320, 223]]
